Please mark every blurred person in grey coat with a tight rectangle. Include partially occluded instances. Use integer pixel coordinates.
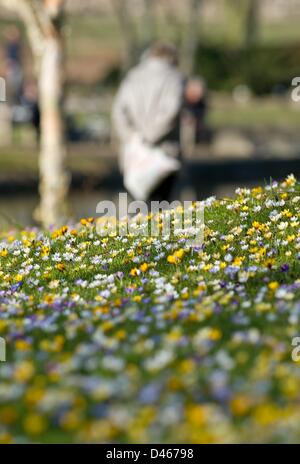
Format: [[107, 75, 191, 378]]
[[112, 43, 184, 202]]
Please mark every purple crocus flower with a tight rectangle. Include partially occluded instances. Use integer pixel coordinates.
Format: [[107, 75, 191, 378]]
[[281, 264, 289, 272], [10, 282, 23, 293]]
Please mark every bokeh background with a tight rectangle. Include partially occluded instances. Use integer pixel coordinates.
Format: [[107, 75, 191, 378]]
[[1, 0, 300, 228]]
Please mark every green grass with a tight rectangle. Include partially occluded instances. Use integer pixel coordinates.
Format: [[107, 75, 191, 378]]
[[0, 144, 113, 178], [210, 97, 300, 128], [0, 175, 300, 443]]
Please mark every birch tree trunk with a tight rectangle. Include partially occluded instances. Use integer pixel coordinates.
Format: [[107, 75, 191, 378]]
[[0, 0, 69, 228], [38, 32, 69, 227]]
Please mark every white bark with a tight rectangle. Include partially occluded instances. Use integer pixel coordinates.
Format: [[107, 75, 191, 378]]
[[38, 35, 69, 227], [0, 0, 69, 227]]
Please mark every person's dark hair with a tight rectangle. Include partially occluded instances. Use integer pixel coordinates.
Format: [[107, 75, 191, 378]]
[[148, 42, 179, 66]]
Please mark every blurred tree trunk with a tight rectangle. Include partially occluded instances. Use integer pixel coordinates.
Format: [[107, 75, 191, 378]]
[[0, 0, 69, 227], [37, 0, 69, 228], [245, 0, 260, 48], [182, 0, 203, 75], [141, 0, 156, 48], [163, 4, 184, 49], [113, 0, 138, 71]]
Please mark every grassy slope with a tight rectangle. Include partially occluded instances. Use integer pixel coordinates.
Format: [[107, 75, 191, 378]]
[[0, 176, 300, 443], [0, 145, 114, 179], [210, 97, 300, 129]]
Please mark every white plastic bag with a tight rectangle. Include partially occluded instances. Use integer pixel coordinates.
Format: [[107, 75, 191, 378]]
[[122, 135, 180, 201]]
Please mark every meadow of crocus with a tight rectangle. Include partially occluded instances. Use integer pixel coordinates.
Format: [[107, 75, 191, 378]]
[[0, 174, 300, 444]]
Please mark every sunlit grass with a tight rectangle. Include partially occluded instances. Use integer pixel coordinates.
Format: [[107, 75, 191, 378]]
[[0, 176, 300, 443]]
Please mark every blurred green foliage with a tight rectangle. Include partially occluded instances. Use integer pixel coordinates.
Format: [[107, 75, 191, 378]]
[[195, 44, 300, 95], [2, 9, 300, 95]]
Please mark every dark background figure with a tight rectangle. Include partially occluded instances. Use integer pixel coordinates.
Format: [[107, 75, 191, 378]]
[[4, 26, 23, 105], [183, 77, 212, 144], [20, 81, 41, 144]]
